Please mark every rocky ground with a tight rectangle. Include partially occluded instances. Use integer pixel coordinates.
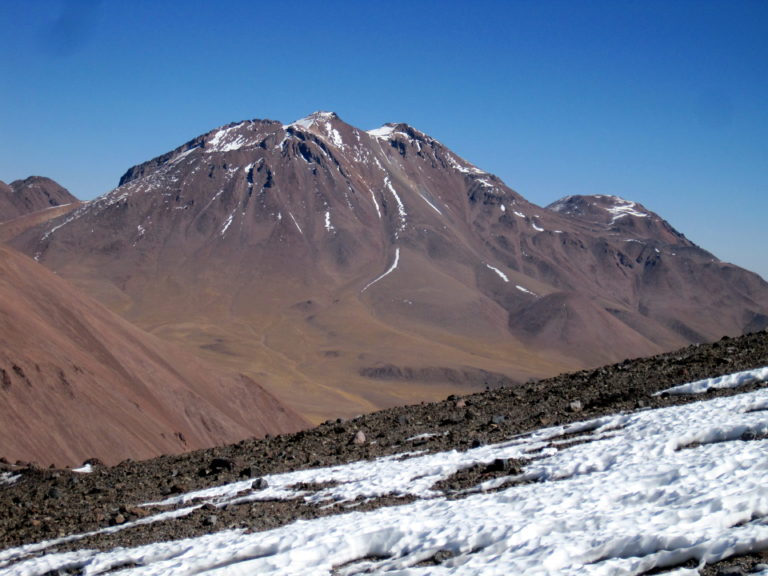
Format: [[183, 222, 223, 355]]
[[2, 330, 768, 575]]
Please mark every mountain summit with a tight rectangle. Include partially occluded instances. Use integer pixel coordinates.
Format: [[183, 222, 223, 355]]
[[10, 112, 768, 420]]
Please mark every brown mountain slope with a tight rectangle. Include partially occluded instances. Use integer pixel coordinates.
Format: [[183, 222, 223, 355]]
[[9, 112, 768, 422], [0, 245, 307, 467], [0, 176, 79, 223]]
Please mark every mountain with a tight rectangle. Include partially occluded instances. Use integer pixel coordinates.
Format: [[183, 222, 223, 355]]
[[0, 176, 79, 223], [0, 244, 306, 467], [9, 112, 768, 421]]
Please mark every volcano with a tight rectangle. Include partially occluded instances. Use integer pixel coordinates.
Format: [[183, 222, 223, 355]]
[[10, 111, 768, 422]]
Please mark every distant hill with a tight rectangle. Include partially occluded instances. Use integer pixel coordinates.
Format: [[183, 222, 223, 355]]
[[0, 176, 78, 223]]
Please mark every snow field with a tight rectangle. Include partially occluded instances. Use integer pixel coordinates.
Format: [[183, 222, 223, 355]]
[[3, 367, 768, 575]]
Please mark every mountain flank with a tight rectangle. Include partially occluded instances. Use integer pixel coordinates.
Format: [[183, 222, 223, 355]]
[[0, 244, 307, 468]]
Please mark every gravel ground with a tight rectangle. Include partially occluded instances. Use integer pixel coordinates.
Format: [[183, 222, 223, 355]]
[[2, 330, 768, 574]]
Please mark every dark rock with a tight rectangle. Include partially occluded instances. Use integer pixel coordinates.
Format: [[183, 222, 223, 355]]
[[485, 458, 521, 474], [251, 477, 269, 490]]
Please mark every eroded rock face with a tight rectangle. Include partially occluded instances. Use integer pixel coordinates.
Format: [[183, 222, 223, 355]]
[[9, 112, 768, 419]]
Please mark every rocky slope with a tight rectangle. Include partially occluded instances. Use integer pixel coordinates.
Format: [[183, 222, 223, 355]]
[[9, 113, 768, 421], [0, 176, 78, 223], [1, 330, 767, 575], [0, 245, 307, 468]]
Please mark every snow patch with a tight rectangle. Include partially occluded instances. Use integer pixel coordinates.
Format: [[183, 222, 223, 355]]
[[656, 366, 768, 396], [485, 264, 509, 282], [369, 190, 382, 220], [324, 210, 334, 232], [417, 189, 443, 215], [0, 472, 21, 485], [367, 125, 396, 139], [516, 285, 538, 297], [605, 197, 649, 223], [289, 212, 303, 234], [220, 211, 235, 236], [361, 248, 400, 293], [384, 177, 407, 232]]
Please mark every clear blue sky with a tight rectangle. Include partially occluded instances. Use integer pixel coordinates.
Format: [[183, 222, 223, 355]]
[[1, 0, 766, 279]]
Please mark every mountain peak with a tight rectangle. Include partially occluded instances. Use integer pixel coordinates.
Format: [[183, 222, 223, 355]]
[[287, 111, 340, 130], [547, 194, 653, 223]]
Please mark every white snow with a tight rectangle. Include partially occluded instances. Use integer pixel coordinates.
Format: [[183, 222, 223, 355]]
[[206, 124, 258, 153], [516, 284, 538, 297], [417, 189, 443, 215], [500, 204, 506, 213], [72, 464, 93, 474], [514, 210, 526, 218], [367, 125, 396, 139], [605, 197, 649, 223], [288, 212, 303, 234], [384, 177, 407, 232], [167, 146, 198, 165], [324, 123, 344, 148], [361, 248, 400, 293], [531, 221, 545, 232], [485, 264, 509, 282], [445, 152, 486, 175], [288, 111, 336, 131], [7, 367, 768, 576], [369, 189, 382, 219], [324, 210, 334, 232], [656, 366, 768, 396], [0, 472, 21, 486], [220, 212, 234, 236]]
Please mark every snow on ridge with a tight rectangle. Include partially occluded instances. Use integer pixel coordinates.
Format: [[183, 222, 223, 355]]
[[485, 263, 509, 282], [367, 125, 396, 139], [605, 197, 649, 223], [206, 123, 259, 153], [10, 368, 768, 575], [656, 366, 768, 396], [445, 151, 486, 175], [361, 247, 400, 293], [287, 111, 337, 131]]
